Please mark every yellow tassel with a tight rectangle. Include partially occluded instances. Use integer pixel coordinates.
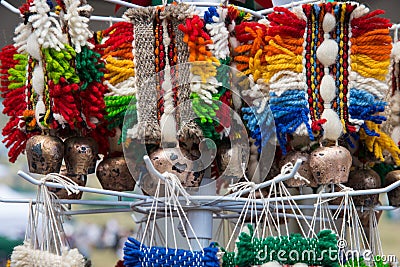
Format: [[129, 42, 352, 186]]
[[360, 121, 400, 165]]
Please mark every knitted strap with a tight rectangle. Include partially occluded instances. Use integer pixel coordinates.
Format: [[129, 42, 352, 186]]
[[125, 7, 161, 144]]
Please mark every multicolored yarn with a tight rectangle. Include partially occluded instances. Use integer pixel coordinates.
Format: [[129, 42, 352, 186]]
[[234, 225, 338, 267], [0, 45, 37, 162], [123, 237, 220, 267], [265, 2, 394, 154], [179, 14, 221, 140], [204, 6, 233, 137]]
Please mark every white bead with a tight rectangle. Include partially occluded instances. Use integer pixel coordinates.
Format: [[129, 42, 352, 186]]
[[323, 12, 336, 32], [32, 64, 45, 95], [320, 75, 336, 102], [321, 109, 343, 141], [317, 39, 338, 66]]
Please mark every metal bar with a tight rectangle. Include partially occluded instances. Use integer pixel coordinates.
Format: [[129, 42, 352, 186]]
[[225, 159, 303, 198], [17, 170, 150, 200], [0, 0, 20, 14]]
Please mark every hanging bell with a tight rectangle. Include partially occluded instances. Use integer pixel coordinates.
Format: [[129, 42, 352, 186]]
[[48, 165, 86, 200], [279, 151, 317, 188], [148, 147, 205, 188], [96, 157, 136, 191], [64, 136, 98, 175], [26, 135, 64, 174], [359, 206, 383, 240], [385, 170, 400, 207], [346, 169, 381, 207], [309, 146, 352, 184]]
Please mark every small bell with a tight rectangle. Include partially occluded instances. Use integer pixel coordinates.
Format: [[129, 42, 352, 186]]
[[279, 151, 317, 188], [48, 165, 86, 200], [26, 135, 64, 174], [346, 169, 381, 207], [385, 170, 400, 207], [96, 157, 136, 191], [309, 146, 352, 184], [148, 147, 204, 188], [64, 136, 98, 175]]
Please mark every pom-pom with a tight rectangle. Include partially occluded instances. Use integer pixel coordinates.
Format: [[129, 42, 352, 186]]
[[32, 64, 45, 95], [316, 39, 338, 66], [321, 109, 343, 141], [322, 12, 336, 33], [320, 75, 336, 102], [26, 34, 41, 60]]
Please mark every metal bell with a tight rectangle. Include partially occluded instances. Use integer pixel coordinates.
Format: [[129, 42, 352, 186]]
[[347, 169, 381, 207], [96, 157, 136, 191], [64, 136, 98, 175], [148, 147, 204, 188], [48, 165, 86, 200], [279, 151, 317, 187], [385, 170, 400, 207], [309, 146, 352, 184], [26, 135, 64, 174]]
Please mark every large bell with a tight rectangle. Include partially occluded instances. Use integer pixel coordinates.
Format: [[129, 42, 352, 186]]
[[48, 165, 86, 200], [26, 135, 64, 174], [386, 170, 400, 207], [279, 151, 317, 187], [309, 146, 352, 184], [346, 169, 381, 207], [96, 157, 136, 191], [64, 136, 98, 175], [148, 147, 204, 188]]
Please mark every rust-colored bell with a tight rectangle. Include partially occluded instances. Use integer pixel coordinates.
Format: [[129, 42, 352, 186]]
[[26, 135, 64, 174], [148, 147, 204, 188], [48, 166, 86, 199], [64, 136, 98, 175], [346, 169, 381, 207], [279, 151, 317, 187], [385, 170, 400, 207], [96, 157, 136, 191], [309, 146, 352, 184]]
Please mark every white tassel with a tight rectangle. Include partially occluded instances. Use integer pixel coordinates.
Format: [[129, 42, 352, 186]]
[[26, 34, 42, 60]]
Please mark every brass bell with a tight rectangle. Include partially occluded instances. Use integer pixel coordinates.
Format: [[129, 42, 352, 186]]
[[26, 135, 64, 174], [309, 146, 352, 184], [148, 147, 204, 188], [96, 157, 136, 191], [48, 165, 86, 200], [385, 170, 400, 207], [64, 136, 98, 175], [279, 151, 317, 188], [346, 169, 381, 207]]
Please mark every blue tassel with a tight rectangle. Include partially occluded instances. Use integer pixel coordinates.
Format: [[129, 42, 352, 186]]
[[268, 90, 313, 154], [349, 88, 387, 124], [204, 6, 219, 24], [123, 237, 220, 267], [242, 105, 275, 154], [46, 0, 54, 9]]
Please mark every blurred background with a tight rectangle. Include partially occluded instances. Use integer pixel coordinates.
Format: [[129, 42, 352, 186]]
[[0, 0, 399, 266]]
